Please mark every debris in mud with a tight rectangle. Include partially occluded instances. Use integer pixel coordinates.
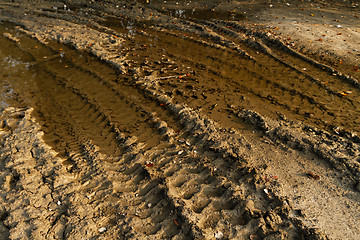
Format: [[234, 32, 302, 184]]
[[214, 230, 224, 239], [262, 175, 279, 183], [249, 235, 258, 240], [307, 171, 320, 180], [145, 162, 154, 167], [173, 219, 179, 226]]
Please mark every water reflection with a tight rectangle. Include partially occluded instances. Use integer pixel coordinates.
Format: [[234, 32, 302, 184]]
[[126, 21, 137, 36], [101, 17, 138, 36], [0, 30, 34, 109], [3, 55, 30, 68]]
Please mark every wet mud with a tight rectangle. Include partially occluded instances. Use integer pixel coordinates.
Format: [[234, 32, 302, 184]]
[[0, 0, 360, 239]]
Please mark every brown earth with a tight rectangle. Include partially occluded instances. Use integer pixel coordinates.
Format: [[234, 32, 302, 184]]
[[0, 0, 359, 239]]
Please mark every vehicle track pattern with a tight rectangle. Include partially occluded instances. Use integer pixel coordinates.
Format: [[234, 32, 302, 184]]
[[1, 2, 360, 239]]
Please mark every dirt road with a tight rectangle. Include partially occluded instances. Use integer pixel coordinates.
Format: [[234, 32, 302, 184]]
[[0, 0, 359, 239]]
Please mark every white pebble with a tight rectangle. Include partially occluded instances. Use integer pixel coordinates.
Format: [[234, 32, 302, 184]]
[[99, 227, 107, 233], [215, 231, 224, 239]]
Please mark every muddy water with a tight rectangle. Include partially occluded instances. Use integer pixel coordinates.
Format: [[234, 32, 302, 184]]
[[101, 17, 360, 135], [0, 23, 175, 162], [0, 27, 30, 109], [1, 13, 360, 165]]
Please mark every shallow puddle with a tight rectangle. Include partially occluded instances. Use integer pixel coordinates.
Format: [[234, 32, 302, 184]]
[[101, 16, 360, 135], [0, 22, 169, 161], [1, 13, 360, 165]]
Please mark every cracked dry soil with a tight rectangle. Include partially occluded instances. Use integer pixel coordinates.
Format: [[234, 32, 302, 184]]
[[0, 0, 359, 239]]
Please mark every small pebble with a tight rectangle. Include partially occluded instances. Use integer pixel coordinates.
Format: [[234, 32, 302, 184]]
[[99, 227, 107, 233], [215, 231, 223, 239]]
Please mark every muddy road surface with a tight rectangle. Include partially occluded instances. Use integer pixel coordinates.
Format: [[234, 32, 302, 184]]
[[0, 0, 359, 239]]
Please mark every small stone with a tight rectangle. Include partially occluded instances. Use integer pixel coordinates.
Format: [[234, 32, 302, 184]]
[[4, 175, 13, 191], [245, 200, 255, 211], [250, 235, 259, 240], [215, 231, 223, 239], [99, 227, 107, 233], [265, 212, 283, 231]]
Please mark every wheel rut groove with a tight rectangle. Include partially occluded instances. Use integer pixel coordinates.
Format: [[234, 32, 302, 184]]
[[1, 2, 360, 239]]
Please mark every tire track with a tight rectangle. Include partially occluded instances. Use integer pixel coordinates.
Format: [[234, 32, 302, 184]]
[[132, 75, 325, 239], [105, 22, 360, 134], [2, 27, 185, 160], [2, 5, 358, 239], [69, 139, 198, 239], [97, 4, 360, 135]]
